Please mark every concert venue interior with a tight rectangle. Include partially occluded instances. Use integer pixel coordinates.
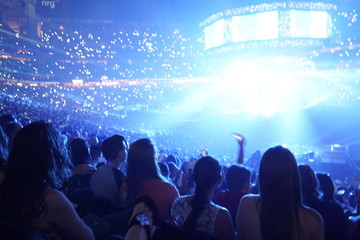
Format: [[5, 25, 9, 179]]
[[1, 0, 359, 179]]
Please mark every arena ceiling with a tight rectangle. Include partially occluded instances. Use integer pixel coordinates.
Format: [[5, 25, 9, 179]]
[[1, 0, 354, 23]]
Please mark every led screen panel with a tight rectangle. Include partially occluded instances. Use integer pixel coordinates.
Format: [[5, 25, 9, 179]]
[[289, 10, 332, 38], [232, 11, 279, 42], [204, 19, 227, 50]]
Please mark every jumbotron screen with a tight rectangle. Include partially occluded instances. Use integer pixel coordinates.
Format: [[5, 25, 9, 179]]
[[204, 10, 332, 50]]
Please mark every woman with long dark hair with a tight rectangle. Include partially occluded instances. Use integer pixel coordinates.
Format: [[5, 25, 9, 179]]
[[171, 156, 235, 240], [119, 138, 179, 222], [0, 121, 94, 239], [236, 146, 324, 240]]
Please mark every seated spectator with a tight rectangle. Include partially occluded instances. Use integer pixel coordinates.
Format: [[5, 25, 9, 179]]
[[167, 162, 182, 186], [171, 156, 235, 240], [125, 195, 157, 240], [299, 165, 348, 240], [166, 154, 180, 167], [236, 146, 323, 240], [213, 164, 250, 225], [0, 121, 94, 239], [90, 143, 105, 168], [119, 138, 179, 222], [158, 162, 170, 179], [3, 122, 22, 151], [91, 135, 127, 205], [67, 138, 96, 192], [69, 138, 96, 175], [316, 173, 338, 203]]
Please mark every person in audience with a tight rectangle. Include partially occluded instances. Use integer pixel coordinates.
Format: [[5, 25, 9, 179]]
[[69, 138, 96, 175], [90, 143, 105, 168], [316, 173, 337, 202], [166, 154, 180, 168], [213, 164, 251, 226], [67, 138, 96, 192], [171, 156, 236, 240], [3, 121, 22, 151], [158, 162, 170, 179], [167, 161, 181, 186], [125, 195, 157, 240], [91, 134, 127, 205], [299, 165, 348, 240], [236, 146, 324, 240], [120, 138, 179, 222], [0, 121, 94, 239]]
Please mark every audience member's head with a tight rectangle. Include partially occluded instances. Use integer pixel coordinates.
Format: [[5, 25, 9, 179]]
[[298, 164, 319, 202], [158, 162, 169, 179], [226, 164, 251, 192], [259, 146, 302, 240], [101, 134, 128, 168], [165, 154, 179, 167], [68, 138, 92, 166], [90, 143, 102, 163], [316, 172, 335, 202], [3, 122, 22, 151], [126, 138, 163, 202], [167, 161, 179, 179], [184, 156, 221, 230], [0, 121, 71, 223]]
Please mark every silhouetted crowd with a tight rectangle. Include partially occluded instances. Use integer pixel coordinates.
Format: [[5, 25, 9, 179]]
[[0, 112, 359, 240]]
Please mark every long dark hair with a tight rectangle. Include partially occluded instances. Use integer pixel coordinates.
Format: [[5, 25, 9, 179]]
[[0, 121, 72, 223], [183, 156, 221, 231], [259, 146, 303, 240], [68, 138, 92, 166], [298, 164, 319, 203], [125, 138, 164, 204], [0, 126, 8, 170]]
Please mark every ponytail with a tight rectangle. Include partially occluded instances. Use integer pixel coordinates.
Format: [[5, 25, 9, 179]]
[[183, 156, 220, 230]]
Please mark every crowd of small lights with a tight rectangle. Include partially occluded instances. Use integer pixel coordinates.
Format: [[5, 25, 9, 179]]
[[0, 22, 206, 82], [0, 2, 359, 120]]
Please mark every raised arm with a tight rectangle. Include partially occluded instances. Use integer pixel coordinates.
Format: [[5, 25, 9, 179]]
[[232, 133, 245, 164]]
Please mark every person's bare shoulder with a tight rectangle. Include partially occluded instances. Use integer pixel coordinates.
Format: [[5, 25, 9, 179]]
[[237, 194, 259, 221], [299, 206, 324, 240], [301, 206, 324, 224], [240, 194, 259, 206], [45, 189, 68, 206]]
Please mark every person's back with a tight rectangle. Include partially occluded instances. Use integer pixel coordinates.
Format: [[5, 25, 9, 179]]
[[91, 135, 127, 204], [172, 156, 235, 240], [91, 164, 124, 203], [0, 121, 94, 240], [236, 146, 324, 240], [237, 195, 323, 240], [120, 138, 180, 222], [143, 177, 179, 222], [214, 164, 250, 225]]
